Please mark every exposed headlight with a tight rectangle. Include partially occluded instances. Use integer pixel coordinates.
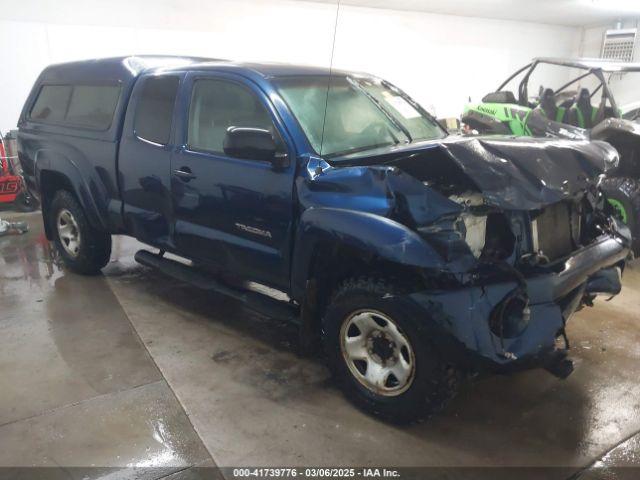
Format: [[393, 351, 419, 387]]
[[459, 213, 487, 258], [449, 192, 487, 258]]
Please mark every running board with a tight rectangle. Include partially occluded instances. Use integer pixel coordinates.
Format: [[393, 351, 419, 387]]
[[134, 249, 298, 322]]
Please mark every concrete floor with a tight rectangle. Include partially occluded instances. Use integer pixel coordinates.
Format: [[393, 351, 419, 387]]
[[1, 211, 640, 478]]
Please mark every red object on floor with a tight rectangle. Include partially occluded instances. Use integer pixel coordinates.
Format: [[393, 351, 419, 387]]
[[0, 140, 20, 203]]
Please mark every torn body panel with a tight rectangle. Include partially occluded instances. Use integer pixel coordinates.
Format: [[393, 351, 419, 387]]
[[294, 136, 630, 373]]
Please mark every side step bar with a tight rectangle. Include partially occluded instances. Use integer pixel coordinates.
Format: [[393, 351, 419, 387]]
[[134, 249, 298, 322]]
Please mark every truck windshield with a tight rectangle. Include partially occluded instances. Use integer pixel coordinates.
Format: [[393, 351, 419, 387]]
[[275, 75, 446, 158]]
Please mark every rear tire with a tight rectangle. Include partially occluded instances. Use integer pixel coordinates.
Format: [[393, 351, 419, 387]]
[[50, 190, 111, 275], [601, 177, 640, 256], [322, 277, 460, 423]]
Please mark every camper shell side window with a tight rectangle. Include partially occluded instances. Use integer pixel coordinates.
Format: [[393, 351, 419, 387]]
[[29, 83, 121, 131]]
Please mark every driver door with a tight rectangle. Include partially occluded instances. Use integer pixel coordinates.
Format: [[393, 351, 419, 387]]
[[170, 72, 296, 290]]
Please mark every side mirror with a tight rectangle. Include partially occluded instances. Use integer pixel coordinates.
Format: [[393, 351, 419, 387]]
[[223, 127, 287, 167]]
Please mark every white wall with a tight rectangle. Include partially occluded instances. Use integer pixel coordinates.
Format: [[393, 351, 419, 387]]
[[581, 20, 640, 108], [0, 0, 582, 132], [333, 5, 581, 117], [0, 0, 339, 134]]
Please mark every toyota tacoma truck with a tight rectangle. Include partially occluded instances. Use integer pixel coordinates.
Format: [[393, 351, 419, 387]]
[[18, 56, 631, 422]]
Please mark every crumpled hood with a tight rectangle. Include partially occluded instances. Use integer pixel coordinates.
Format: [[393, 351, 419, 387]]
[[334, 135, 619, 210]]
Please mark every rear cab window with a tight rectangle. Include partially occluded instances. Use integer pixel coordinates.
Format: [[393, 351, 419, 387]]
[[29, 84, 121, 130], [134, 76, 180, 145]]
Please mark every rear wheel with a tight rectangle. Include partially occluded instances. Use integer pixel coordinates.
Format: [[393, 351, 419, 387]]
[[322, 277, 460, 423], [601, 177, 640, 256], [50, 190, 111, 275]]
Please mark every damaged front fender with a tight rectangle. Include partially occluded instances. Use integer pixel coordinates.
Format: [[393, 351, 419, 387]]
[[297, 155, 465, 226], [291, 156, 483, 300], [289, 207, 475, 300]]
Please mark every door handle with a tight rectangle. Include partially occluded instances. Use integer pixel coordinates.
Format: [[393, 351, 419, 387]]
[[174, 167, 196, 181]]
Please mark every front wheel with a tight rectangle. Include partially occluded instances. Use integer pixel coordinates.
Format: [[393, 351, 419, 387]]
[[50, 190, 111, 275], [601, 177, 640, 256], [322, 277, 460, 423]]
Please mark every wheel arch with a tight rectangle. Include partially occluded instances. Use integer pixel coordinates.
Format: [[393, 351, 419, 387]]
[[291, 208, 446, 353], [37, 154, 108, 240]]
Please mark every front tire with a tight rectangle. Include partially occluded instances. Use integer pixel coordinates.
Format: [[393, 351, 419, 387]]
[[322, 277, 460, 423], [601, 177, 640, 256], [50, 190, 111, 275]]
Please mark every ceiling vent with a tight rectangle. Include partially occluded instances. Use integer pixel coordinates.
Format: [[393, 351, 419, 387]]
[[601, 28, 637, 63]]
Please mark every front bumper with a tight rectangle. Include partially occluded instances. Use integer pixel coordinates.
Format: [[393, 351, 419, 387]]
[[408, 230, 630, 372]]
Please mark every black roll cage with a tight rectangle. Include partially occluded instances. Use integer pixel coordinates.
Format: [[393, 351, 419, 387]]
[[496, 57, 640, 113]]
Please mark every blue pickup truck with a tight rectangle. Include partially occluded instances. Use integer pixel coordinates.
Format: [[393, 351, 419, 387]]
[[18, 56, 631, 422]]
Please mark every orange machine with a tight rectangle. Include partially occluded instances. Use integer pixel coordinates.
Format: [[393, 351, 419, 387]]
[[0, 138, 21, 204]]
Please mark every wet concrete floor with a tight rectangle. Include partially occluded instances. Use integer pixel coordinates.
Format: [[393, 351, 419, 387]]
[[1, 211, 640, 478], [0, 212, 213, 479]]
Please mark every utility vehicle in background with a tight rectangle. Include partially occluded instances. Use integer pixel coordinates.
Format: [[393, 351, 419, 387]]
[[18, 56, 630, 422], [462, 57, 640, 254]]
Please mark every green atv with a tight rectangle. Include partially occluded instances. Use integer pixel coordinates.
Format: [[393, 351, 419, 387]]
[[462, 57, 640, 255]]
